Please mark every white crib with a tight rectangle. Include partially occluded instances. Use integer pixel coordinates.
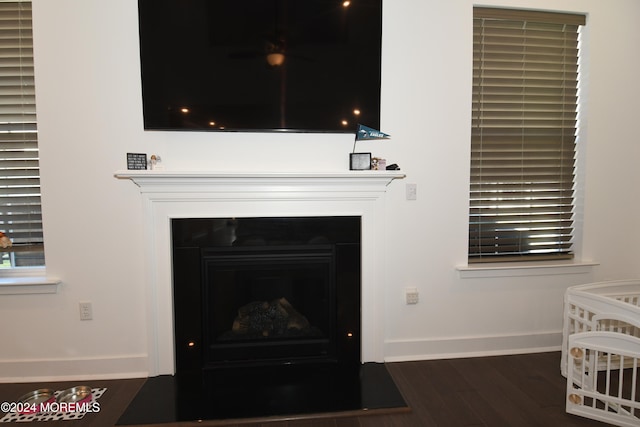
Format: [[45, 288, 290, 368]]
[[563, 280, 640, 426]]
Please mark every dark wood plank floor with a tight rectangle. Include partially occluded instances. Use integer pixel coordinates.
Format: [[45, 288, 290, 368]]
[[0, 352, 608, 426]]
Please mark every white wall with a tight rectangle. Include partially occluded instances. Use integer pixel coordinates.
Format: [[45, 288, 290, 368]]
[[0, 0, 638, 380]]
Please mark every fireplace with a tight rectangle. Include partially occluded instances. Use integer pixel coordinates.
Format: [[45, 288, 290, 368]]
[[115, 171, 407, 422], [172, 216, 361, 374], [114, 171, 404, 373]]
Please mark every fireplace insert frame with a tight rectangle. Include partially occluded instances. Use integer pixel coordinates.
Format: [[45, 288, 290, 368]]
[[172, 216, 362, 376]]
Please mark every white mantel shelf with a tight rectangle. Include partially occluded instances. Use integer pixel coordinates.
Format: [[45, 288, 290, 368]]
[[114, 170, 406, 191]]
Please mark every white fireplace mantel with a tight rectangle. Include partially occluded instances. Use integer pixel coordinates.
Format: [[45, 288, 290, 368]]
[[115, 170, 405, 192], [116, 170, 405, 375]]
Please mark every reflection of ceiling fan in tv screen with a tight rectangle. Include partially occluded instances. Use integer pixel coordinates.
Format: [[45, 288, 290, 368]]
[[137, 0, 382, 133]]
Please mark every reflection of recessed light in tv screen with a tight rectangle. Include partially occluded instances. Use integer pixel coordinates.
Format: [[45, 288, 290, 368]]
[[137, 0, 382, 133]]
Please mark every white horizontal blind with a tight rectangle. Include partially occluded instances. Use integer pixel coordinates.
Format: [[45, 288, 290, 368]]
[[469, 8, 585, 263], [0, 1, 44, 267]]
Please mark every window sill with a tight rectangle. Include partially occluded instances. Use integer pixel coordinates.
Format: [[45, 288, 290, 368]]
[[456, 261, 599, 279], [0, 270, 61, 295]]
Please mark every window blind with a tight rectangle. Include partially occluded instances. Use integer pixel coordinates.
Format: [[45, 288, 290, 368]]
[[0, 1, 44, 267], [469, 8, 585, 263]]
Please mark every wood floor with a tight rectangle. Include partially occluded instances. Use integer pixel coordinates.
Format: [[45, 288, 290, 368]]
[[0, 352, 608, 426]]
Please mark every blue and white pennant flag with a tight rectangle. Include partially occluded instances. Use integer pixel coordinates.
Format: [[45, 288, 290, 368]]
[[355, 124, 390, 141]]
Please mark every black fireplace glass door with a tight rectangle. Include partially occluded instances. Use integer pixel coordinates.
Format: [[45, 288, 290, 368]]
[[172, 216, 361, 375], [202, 246, 336, 367]]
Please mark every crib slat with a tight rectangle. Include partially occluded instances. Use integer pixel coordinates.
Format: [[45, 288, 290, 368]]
[[632, 358, 638, 417], [605, 352, 611, 412]]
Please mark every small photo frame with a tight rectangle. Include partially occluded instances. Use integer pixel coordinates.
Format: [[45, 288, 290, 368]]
[[127, 153, 148, 170], [350, 152, 372, 170]]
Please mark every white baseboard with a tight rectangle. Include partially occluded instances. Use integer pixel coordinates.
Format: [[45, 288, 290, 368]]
[[0, 354, 149, 383], [384, 331, 562, 362], [0, 333, 563, 382]]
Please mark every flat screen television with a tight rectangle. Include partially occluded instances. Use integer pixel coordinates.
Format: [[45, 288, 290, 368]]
[[137, 0, 382, 133]]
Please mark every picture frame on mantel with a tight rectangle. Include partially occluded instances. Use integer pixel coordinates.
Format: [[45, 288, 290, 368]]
[[350, 153, 372, 170], [127, 153, 147, 170]]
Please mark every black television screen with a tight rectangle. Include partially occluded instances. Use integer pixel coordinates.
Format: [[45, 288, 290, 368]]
[[137, 0, 382, 133]]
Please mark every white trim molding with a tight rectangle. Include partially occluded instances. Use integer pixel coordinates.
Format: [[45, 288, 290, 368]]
[[384, 330, 563, 362], [456, 261, 598, 279], [116, 170, 405, 376], [0, 354, 148, 383], [0, 275, 60, 295]]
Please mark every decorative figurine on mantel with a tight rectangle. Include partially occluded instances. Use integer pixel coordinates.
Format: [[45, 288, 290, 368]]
[[371, 157, 388, 170], [149, 154, 164, 170]]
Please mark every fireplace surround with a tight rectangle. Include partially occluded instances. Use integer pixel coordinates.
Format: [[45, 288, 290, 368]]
[[116, 171, 406, 421], [115, 171, 405, 375]]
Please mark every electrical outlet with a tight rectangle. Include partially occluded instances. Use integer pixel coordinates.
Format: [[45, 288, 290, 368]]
[[79, 302, 93, 320], [405, 287, 419, 305], [406, 183, 417, 200]]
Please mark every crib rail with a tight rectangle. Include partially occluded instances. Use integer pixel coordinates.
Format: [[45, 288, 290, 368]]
[[562, 280, 640, 377], [567, 331, 640, 427]]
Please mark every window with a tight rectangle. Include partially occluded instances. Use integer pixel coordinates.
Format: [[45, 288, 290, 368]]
[[469, 8, 585, 263], [0, 0, 44, 268]]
